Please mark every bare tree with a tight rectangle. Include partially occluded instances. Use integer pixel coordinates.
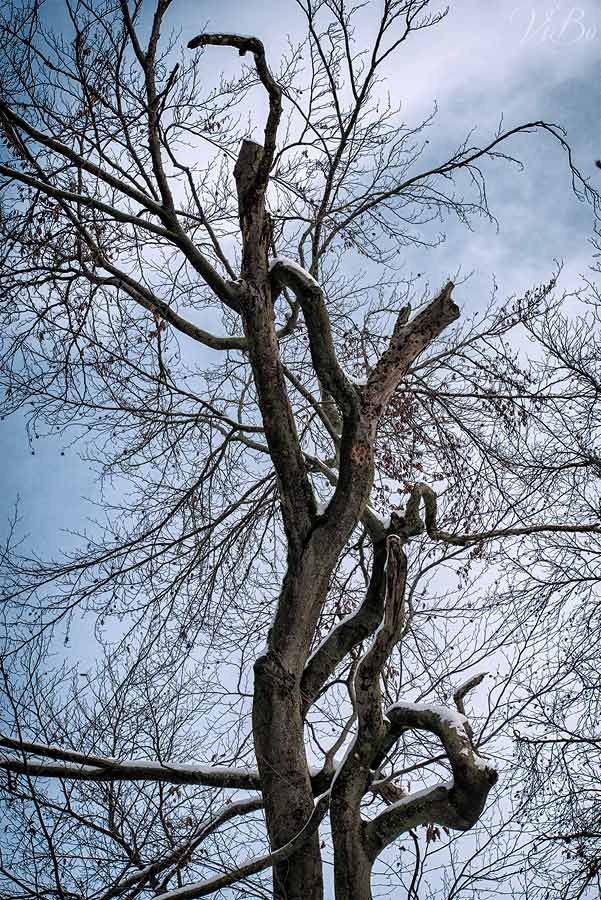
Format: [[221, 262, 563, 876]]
[[0, 1, 599, 898]]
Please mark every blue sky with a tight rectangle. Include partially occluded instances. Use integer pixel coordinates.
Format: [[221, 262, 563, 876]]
[[2, 0, 599, 553]]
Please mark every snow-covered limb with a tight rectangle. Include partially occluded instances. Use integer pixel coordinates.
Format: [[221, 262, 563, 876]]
[[0, 755, 262, 790], [314, 496, 333, 517], [153, 792, 330, 900], [0, 734, 261, 790], [364, 506, 391, 531], [365, 698, 497, 854], [388, 699, 468, 732], [366, 780, 459, 854], [0, 733, 339, 797], [269, 256, 320, 290], [268, 256, 357, 418]]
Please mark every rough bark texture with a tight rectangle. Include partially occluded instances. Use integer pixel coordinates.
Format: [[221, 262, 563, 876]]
[[253, 652, 324, 899]]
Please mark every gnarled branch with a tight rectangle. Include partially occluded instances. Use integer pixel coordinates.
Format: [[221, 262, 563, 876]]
[[401, 482, 601, 545], [366, 698, 497, 856]]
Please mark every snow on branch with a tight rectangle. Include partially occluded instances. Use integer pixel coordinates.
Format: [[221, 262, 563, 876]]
[[0, 734, 261, 790], [269, 256, 321, 292], [269, 256, 357, 418], [365, 694, 497, 854]]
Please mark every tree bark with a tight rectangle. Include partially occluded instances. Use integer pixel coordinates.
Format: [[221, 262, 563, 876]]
[[253, 651, 324, 899], [331, 785, 375, 900]]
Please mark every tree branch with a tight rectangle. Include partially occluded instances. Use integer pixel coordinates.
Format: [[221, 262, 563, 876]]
[[153, 792, 329, 900], [91, 265, 294, 352], [401, 482, 601, 545], [187, 32, 282, 189], [365, 282, 460, 414], [0, 100, 160, 212], [99, 797, 264, 900], [270, 256, 358, 417], [300, 537, 387, 712], [366, 699, 497, 856], [0, 735, 261, 790]]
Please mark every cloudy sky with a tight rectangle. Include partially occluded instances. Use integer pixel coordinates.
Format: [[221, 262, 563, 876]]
[[2, 0, 599, 553]]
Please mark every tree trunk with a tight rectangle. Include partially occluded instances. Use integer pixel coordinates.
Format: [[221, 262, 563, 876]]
[[253, 651, 324, 900], [331, 797, 374, 900]]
